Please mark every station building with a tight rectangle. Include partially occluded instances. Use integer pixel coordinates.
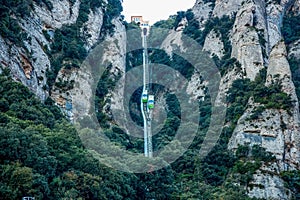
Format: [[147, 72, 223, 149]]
[[131, 16, 150, 33]]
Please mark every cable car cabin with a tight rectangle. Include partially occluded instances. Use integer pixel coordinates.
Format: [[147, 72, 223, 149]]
[[143, 27, 147, 36], [142, 90, 148, 103], [148, 95, 154, 109]]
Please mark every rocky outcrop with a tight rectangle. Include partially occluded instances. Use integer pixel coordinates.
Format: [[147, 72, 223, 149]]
[[2, 0, 108, 106], [50, 5, 105, 116], [190, 0, 300, 199], [248, 167, 292, 199], [291, 0, 300, 15], [267, 42, 295, 93], [175, 17, 188, 32], [227, 100, 295, 199], [186, 71, 207, 101], [288, 39, 300, 59], [81, 7, 104, 50], [0, 26, 50, 100], [33, 0, 80, 29], [160, 29, 210, 102], [65, 18, 126, 123], [265, 0, 298, 53], [213, 0, 244, 18], [228, 40, 300, 199], [0, 0, 82, 101], [161, 30, 185, 55], [228, 104, 295, 163], [192, 0, 214, 29], [20, 54, 33, 79], [203, 30, 225, 59], [231, 0, 266, 80], [104, 19, 127, 128], [266, 41, 300, 167]]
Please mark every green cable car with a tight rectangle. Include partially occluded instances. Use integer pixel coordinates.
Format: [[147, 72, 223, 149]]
[[148, 95, 154, 109], [142, 90, 148, 103]]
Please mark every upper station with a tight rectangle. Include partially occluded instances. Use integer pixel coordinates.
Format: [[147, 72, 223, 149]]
[[131, 16, 150, 35]]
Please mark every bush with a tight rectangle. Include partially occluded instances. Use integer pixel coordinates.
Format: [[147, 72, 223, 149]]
[[282, 14, 300, 45], [251, 145, 275, 162], [288, 56, 300, 108], [280, 171, 300, 199], [227, 70, 293, 123]]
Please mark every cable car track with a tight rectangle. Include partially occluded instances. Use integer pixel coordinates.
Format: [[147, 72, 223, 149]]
[[141, 27, 153, 157]]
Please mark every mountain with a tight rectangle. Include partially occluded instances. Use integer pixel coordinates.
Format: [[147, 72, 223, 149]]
[[0, 0, 300, 199], [190, 0, 300, 199]]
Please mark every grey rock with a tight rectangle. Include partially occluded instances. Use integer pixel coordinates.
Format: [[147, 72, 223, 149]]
[[192, 0, 214, 29], [203, 30, 225, 59], [33, 0, 80, 29]]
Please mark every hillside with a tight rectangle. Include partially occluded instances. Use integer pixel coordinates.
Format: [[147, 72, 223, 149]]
[[0, 0, 300, 199]]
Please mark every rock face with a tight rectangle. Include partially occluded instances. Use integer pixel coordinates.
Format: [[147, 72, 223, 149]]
[[266, 41, 300, 166], [81, 7, 104, 49], [213, 0, 244, 18], [192, 0, 214, 29], [161, 30, 185, 55], [186, 71, 207, 101], [231, 0, 266, 81], [102, 19, 127, 131], [0, 0, 110, 104], [291, 0, 300, 15], [244, 41, 299, 199], [0, 17, 50, 100], [0, 0, 125, 126], [33, 0, 80, 29], [203, 30, 225, 59], [49, 3, 105, 118], [192, 0, 300, 199], [54, 16, 126, 130], [248, 168, 292, 199], [0, 0, 81, 101]]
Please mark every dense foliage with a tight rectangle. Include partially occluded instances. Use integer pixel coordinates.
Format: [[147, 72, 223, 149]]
[[227, 69, 293, 122], [0, 72, 178, 199], [1, 69, 267, 198], [0, 0, 30, 47], [283, 13, 300, 108], [282, 13, 300, 45], [152, 15, 176, 29], [288, 56, 300, 104], [280, 171, 300, 199], [0, 73, 142, 199]]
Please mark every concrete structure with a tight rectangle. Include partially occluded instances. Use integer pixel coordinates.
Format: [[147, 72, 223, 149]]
[[131, 16, 150, 33]]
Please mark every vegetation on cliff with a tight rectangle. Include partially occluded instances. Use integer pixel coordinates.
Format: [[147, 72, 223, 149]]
[[1, 1, 300, 199]]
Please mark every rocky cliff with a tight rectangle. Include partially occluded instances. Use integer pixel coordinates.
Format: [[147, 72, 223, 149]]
[[0, 0, 124, 122], [191, 0, 300, 199], [1, 0, 300, 199], [0, 0, 82, 101]]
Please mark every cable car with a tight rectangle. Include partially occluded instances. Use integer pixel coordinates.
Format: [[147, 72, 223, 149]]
[[148, 95, 154, 109], [143, 27, 147, 36], [142, 90, 148, 103]]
